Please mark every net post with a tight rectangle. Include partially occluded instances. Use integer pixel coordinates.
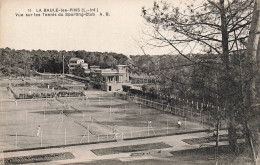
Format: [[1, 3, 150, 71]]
[[139, 104, 142, 115], [167, 119, 168, 134], [62, 109, 64, 122], [87, 126, 89, 143], [44, 109, 46, 122], [16, 132, 18, 149], [41, 130, 43, 147], [5, 112, 7, 126], [26, 110, 28, 124]]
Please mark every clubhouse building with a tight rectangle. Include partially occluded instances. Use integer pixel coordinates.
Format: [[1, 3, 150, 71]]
[[69, 58, 130, 92]]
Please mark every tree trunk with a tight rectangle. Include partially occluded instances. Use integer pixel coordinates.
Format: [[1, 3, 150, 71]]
[[243, 0, 260, 164], [219, 0, 239, 152], [244, 121, 258, 164], [228, 117, 238, 153], [219, 0, 230, 70]]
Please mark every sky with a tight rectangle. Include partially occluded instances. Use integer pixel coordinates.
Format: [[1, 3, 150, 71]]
[[0, 0, 200, 56]]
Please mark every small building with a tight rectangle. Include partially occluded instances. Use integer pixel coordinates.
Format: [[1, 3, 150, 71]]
[[80, 63, 90, 74], [68, 58, 130, 92], [69, 58, 90, 74], [94, 65, 130, 92]]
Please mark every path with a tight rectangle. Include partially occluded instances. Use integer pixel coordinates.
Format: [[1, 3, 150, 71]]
[[0, 130, 229, 164]]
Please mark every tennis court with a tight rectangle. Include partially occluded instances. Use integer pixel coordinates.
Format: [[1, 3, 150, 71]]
[[0, 78, 205, 151]]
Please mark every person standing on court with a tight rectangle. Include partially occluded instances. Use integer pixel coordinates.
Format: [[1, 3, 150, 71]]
[[37, 125, 41, 137], [177, 120, 181, 128]]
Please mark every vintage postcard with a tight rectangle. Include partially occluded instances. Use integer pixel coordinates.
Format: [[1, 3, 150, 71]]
[[0, 0, 259, 164]]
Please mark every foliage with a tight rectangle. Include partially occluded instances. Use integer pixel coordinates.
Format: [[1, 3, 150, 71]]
[[140, 0, 256, 155], [71, 65, 87, 77], [0, 48, 129, 76], [122, 85, 131, 92]]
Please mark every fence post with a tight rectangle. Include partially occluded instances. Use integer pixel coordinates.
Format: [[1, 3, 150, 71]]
[[65, 128, 67, 145], [200, 109, 202, 123], [148, 121, 149, 136], [45, 98, 47, 109], [185, 118, 186, 130], [124, 105, 126, 117], [109, 106, 112, 119], [148, 99, 150, 110], [162, 103, 163, 111], [202, 116, 204, 127], [191, 107, 193, 120], [167, 119, 168, 134]]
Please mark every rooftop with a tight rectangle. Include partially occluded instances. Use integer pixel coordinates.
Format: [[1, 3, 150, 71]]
[[69, 58, 82, 61]]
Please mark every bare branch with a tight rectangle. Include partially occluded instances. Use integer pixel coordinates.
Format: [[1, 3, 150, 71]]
[[207, 0, 221, 10]]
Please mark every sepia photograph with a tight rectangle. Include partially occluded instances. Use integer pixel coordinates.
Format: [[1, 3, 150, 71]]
[[0, 0, 259, 164]]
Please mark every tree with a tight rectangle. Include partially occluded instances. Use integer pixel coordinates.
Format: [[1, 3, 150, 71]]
[[142, 0, 256, 158], [0, 48, 129, 76], [242, 0, 260, 163], [71, 65, 87, 77]]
